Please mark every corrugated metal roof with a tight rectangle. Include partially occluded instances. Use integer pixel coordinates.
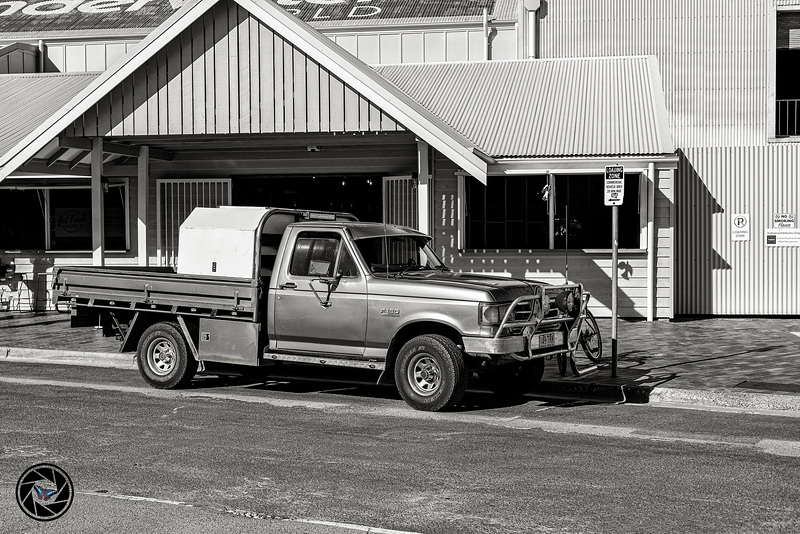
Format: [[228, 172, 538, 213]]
[[0, 0, 516, 38], [0, 73, 99, 158], [375, 57, 676, 158]]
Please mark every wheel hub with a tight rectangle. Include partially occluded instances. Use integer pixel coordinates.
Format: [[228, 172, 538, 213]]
[[408, 355, 441, 396], [149, 339, 176, 376]]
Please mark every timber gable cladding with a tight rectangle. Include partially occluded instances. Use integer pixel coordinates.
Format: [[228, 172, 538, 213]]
[[64, 0, 404, 137]]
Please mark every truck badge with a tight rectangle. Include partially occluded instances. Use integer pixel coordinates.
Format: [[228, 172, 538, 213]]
[[380, 308, 400, 317]]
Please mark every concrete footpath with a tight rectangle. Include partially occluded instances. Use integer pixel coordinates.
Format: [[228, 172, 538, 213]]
[[2, 311, 800, 414]]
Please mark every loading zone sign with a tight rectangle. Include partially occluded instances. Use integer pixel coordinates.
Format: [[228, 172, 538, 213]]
[[732, 214, 750, 241], [604, 165, 624, 206]]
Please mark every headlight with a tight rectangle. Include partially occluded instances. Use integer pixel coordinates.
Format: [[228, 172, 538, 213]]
[[554, 290, 580, 316], [479, 302, 510, 326]]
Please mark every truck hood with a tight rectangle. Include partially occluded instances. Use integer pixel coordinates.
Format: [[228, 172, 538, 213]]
[[367, 272, 540, 302]]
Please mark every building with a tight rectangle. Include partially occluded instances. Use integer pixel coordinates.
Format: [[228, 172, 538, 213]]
[[1, 1, 795, 318]]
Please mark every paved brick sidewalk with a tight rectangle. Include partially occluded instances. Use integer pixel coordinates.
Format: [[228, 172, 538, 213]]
[[3, 311, 800, 409]]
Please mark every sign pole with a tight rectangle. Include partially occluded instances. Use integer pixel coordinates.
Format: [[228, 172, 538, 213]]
[[604, 164, 624, 379], [611, 205, 618, 378]]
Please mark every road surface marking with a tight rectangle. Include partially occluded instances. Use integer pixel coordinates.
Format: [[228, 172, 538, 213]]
[[79, 493, 420, 533], [757, 439, 800, 457], [79, 491, 193, 506], [225, 509, 423, 533], [3, 375, 800, 458], [0, 376, 346, 409], [791, 331, 800, 338], [296, 518, 423, 534]]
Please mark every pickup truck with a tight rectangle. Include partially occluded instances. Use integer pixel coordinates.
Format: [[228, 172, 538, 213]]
[[52, 206, 592, 411]]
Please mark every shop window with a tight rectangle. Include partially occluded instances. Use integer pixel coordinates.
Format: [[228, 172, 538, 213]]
[[776, 12, 800, 137], [0, 190, 46, 250], [464, 174, 641, 250], [0, 183, 128, 252], [466, 175, 550, 249]]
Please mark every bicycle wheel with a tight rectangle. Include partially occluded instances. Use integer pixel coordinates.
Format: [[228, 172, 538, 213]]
[[578, 310, 603, 363]]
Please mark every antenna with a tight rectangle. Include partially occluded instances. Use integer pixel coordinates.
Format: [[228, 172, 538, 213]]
[[383, 215, 390, 277], [564, 203, 569, 284]]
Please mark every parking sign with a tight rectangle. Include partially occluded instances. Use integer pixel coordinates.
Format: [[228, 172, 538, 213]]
[[604, 165, 624, 206]]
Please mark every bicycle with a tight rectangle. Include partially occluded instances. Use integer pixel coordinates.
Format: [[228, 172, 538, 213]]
[[556, 309, 603, 376], [578, 309, 603, 363]]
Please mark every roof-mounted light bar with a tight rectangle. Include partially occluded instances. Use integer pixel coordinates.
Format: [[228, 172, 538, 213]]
[[304, 211, 337, 221]]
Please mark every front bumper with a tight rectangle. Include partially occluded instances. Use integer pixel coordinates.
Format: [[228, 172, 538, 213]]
[[463, 288, 590, 360], [463, 335, 525, 355], [463, 330, 573, 360]]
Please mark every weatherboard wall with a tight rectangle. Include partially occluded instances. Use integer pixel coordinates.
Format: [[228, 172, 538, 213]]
[[676, 146, 800, 315], [539, 0, 800, 315], [538, 0, 773, 149], [0, 43, 38, 73], [63, 0, 403, 138], [431, 155, 675, 319], [43, 40, 141, 73]]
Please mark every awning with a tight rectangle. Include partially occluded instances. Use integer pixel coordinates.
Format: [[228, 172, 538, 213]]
[[0, 73, 98, 158], [375, 56, 676, 159]]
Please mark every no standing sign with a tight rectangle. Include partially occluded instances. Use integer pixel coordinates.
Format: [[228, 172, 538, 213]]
[[604, 165, 625, 206]]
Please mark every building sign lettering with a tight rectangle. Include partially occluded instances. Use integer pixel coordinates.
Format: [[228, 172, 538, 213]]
[[0, 0, 495, 32], [604, 165, 624, 206], [766, 228, 800, 247], [54, 208, 90, 238]]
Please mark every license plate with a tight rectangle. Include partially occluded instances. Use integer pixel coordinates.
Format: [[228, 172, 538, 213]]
[[535, 332, 560, 349]]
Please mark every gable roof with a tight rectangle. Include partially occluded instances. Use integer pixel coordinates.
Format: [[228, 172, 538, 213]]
[[376, 56, 675, 158], [0, 0, 488, 182]]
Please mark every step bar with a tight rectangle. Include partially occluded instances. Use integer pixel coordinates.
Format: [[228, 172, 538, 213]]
[[263, 352, 385, 371]]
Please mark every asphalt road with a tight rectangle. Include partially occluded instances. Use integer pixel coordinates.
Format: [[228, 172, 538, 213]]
[[1, 362, 799, 534]]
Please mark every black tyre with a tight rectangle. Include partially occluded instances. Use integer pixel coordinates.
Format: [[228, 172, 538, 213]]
[[395, 334, 468, 412], [579, 311, 603, 363], [136, 322, 197, 389], [481, 358, 545, 398]]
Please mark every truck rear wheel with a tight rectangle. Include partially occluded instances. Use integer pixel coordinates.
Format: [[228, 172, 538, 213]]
[[481, 358, 545, 398], [395, 334, 467, 412], [137, 322, 197, 389]]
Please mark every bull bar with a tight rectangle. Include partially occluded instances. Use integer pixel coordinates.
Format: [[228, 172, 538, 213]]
[[462, 284, 598, 377]]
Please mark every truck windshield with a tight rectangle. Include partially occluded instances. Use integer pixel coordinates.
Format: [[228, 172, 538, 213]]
[[353, 235, 449, 276]]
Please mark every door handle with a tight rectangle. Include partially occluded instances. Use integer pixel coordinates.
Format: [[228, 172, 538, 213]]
[[279, 282, 297, 290]]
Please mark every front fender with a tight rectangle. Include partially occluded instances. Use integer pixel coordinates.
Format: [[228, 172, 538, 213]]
[[366, 296, 479, 353]]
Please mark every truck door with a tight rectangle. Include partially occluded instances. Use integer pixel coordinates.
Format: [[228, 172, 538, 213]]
[[273, 230, 367, 355]]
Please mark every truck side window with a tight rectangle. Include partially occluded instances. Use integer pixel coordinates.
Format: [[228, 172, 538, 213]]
[[337, 247, 358, 278], [289, 232, 359, 279]]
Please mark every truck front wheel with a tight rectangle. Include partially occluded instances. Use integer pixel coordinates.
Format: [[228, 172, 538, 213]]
[[395, 335, 467, 412], [137, 322, 197, 389], [480, 358, 545, 398]]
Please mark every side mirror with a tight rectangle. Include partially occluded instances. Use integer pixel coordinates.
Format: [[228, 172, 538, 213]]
[[307, 273, 343, 308]]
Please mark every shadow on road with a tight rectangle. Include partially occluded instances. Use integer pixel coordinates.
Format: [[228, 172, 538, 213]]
[[189, 367, 620, 412]]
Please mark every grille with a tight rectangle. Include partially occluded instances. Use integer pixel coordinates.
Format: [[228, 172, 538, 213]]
[[511, 301, 534, 322]]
